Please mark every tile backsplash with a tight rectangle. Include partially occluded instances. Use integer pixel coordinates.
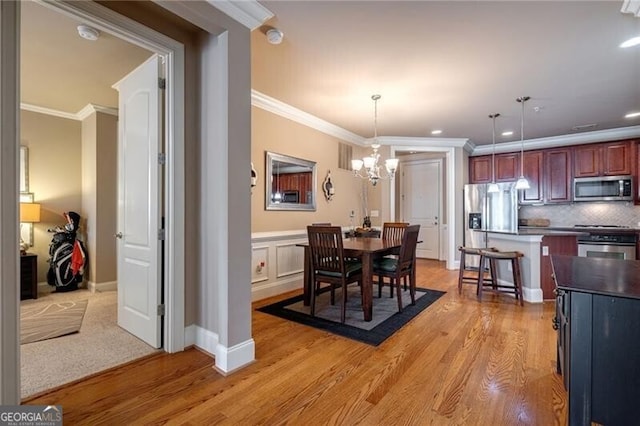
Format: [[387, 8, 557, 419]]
[[519, 202, 640, 228]]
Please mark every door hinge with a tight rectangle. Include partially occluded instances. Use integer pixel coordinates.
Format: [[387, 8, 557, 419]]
[[158, 228, 165, 240], [158, 153, 166, 165], [157, 304, 165, 316], [158, 78, 166, 90]]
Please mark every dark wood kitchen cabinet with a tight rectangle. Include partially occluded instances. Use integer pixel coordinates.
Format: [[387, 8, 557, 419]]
[[469, 156, 492, 183], [495, 152, 519, 182], [519, 150, 543, 204], [469, 153, 520, 183], [574, 141, 633, 177], [544, 148, 572, 203]]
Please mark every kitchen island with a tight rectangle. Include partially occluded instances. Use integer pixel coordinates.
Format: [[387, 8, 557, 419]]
[[551, 255, 640, 426], [486, 229, 586, 302]]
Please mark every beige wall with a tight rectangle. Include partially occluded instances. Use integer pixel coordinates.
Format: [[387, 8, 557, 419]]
[[20, 110, 82, 283], [82, 111, 117, 285], [252, 107, 387, 232]]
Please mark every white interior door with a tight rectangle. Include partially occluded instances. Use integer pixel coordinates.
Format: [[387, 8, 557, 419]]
[[402, 160, 441, 259], [114, 55, 162, 348]]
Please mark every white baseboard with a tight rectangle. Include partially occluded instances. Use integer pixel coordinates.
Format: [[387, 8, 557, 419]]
[[214, 338, 255, 375], [251, 275, 302, 301], [523, 287, 544, 304], [88, 280, 117, 292], [185, 324, 255, 374]]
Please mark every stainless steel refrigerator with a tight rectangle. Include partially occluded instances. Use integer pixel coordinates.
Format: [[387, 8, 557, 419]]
[[463, 182, 518, 267]]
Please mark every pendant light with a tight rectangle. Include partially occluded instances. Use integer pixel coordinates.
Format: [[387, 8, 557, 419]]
[[515, 96, 530, 190], [487, 113, 500, 193]]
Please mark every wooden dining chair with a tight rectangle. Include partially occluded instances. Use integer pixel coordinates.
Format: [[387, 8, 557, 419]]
[[382, 222, 409, 242], [381, 222, 410, 291], [306, 226, 363, 323], [373, 224, 420, 312]]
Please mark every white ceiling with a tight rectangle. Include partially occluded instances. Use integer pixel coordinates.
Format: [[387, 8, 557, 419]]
[[20, 1, 152, 115], [20, 1, 640, 149], [253, 1, 640, 147]]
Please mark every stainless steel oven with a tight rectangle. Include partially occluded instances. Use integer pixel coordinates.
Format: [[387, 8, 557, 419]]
[[577, 233, 637, 260]]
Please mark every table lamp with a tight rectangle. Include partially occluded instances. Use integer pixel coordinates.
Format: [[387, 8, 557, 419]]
[[20, 202, 41, 255]]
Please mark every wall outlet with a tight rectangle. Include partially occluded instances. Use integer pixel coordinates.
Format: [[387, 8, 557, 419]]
[[370, 210, 379, 218], [542, 246, 549, 256]]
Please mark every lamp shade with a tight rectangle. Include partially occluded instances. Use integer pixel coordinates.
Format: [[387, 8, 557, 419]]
[[20, 203, 41, 223]]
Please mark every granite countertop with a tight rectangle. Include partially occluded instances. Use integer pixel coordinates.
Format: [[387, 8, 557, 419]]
[[551, 255, 640, 300], [519, 226, 640, 234], [516, 228, 589, 236]]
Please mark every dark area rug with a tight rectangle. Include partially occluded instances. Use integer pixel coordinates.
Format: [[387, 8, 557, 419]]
[[257, 286, 445, 346]]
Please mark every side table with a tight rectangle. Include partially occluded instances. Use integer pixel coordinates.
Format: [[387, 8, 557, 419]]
[[20, 253, 37, 300]]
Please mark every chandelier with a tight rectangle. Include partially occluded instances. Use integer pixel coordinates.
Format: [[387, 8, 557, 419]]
[[351, 94, 399, 186]]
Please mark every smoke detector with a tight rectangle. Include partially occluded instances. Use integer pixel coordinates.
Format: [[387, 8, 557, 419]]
[[266, 28, 284, 45], [77, 25, 100, 41]]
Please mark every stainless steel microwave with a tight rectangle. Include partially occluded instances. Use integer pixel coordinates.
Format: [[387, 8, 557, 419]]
[[573, 175, 633, 202]]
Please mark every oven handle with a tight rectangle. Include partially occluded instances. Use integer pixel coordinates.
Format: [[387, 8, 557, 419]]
[[577, 241, 636, 247]]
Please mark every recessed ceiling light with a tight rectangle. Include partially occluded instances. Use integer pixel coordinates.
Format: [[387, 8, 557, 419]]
[[620, 36, 640, 48], [431, 130, 442, 135], [77, 25, 100, 41], [625, 111, 640, 118], [501, 131, 513, 136]]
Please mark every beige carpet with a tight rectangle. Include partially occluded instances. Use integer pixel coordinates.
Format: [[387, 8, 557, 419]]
[[21, 299, 88, 344], [20, 290, 159, 399]]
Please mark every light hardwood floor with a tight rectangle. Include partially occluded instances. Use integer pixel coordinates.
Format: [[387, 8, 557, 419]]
[[25, 259, 567, 425]]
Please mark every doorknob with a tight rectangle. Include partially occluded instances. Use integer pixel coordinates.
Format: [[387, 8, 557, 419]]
[[115, 232, 123, 239]]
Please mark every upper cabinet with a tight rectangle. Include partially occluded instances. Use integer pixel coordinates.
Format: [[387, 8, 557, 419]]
[[469, 156, 492, 183], [469, 153, 520, 184], [469, 139, 638, 205], [520, 150, 544, 204], [574, 141, 633, 177]]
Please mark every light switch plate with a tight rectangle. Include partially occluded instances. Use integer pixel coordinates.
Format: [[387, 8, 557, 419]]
[[370, 210, 379, 217]]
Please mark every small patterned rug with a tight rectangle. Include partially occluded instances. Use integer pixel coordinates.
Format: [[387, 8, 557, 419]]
[[20, 300, 88, 344]]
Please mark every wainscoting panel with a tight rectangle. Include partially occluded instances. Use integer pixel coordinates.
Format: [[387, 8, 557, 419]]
[[251, 245, 269, 284], [276, 242, 305, 278], [251, 230, 309, 301]]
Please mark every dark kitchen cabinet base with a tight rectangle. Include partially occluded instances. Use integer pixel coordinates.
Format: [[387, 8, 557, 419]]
[[565, 291, 640, 425]]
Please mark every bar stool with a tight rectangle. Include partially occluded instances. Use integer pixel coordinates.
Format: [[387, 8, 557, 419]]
[[457, 246, 497, 295], [477, 250, 524, 306]]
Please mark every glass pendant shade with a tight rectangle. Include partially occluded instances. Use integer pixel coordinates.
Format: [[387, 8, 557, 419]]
[[515, 176, 530, 190], [487, 182, 500, 193], [363, 156, 377, 169], [385, 158, 399, 174], [351, 159, 364, 171]]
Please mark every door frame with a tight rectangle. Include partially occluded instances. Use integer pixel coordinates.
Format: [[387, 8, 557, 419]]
[[399, 157, 443, 260], [0, 0, 185, 403], [390, 145, 456, 269]]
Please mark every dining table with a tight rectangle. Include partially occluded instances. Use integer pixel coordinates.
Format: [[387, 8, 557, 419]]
[[297, 237, 404, 322]]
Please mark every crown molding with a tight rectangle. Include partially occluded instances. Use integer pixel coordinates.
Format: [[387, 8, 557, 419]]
[[251, 90, 366, 145], [20, 103, 77, 120], [21, 103, 118, 121], [621, 0, 640, 17], [76, 104, 118, 120], [378, 136, 471, 150], [206, 0, 273, 30], [471, 125, 640, 155]]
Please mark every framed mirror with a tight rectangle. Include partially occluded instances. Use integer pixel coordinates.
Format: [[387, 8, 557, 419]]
[[265, 151, 317, 211]]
